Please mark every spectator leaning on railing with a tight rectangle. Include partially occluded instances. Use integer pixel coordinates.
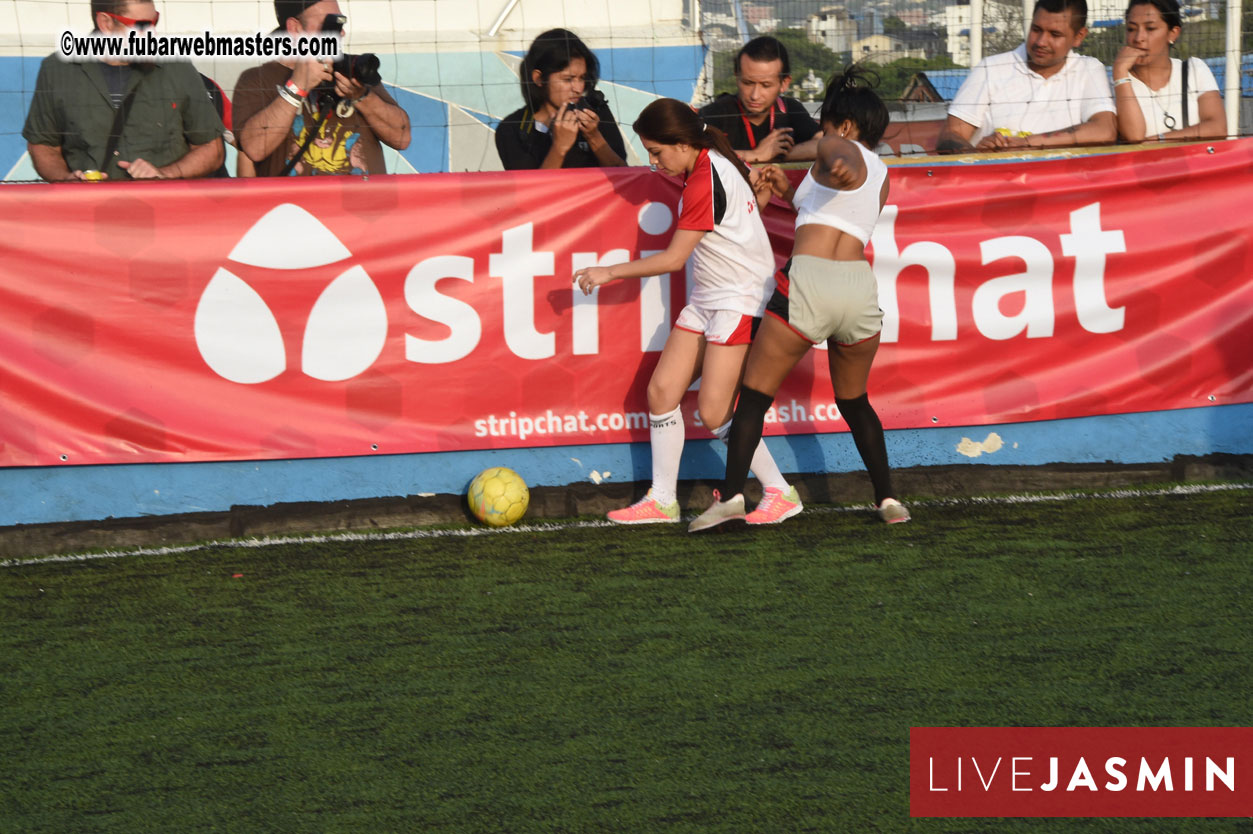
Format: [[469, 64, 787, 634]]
[[1112, 0, 1225, 142], [22, 0, 225, 181], [234, 0, 410, 177], [698, 36, 823, 164], [936, 0, 1116, 153]]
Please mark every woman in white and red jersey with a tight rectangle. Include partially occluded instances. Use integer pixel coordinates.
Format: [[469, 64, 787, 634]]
[[690, 66, 911, 531], [574, 98, 801, 527]]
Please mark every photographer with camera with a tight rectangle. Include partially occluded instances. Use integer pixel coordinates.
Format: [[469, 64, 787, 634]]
[[496, 29, 626, 170], [233, 0, 409, 176]]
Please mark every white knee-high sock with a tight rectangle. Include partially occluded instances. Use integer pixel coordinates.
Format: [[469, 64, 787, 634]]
[[713, 420, 788, 492], [648, 406, 684, 504]]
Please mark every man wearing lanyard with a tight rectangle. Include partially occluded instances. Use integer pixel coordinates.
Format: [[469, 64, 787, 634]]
[[698, 36, 822, 164]]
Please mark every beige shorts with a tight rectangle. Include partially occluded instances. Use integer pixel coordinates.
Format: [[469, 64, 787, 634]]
[[765, 255, 883, 346]]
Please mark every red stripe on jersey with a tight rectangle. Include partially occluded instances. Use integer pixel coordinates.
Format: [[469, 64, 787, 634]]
[[677, 148, 715, 232]]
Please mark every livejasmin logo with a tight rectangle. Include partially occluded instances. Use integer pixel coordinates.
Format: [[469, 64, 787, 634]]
[[910, 727, 1252, 818], [928, 752, 1235, 792]]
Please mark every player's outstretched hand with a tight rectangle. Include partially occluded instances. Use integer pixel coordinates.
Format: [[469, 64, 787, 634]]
[[760, 164, 791, 196], [574, 265, 614, 295], [750, 164, 789, 209]]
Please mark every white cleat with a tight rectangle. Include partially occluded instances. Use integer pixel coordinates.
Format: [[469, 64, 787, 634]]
[[688, 490, 747, 532], [878, 497, 911, 524]]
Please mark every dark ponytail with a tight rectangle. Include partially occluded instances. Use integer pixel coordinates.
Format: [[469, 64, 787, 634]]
[[632, 98, 753, 187], [820, 64, 889, 149]]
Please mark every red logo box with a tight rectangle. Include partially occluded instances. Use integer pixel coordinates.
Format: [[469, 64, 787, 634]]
[[911, 727, 1253, 817]]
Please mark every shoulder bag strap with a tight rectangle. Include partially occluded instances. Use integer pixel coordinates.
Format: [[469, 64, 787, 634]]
[[1180, 57, 1190, 129], [280, 104, 331, 177], [99, 86, 139, 172]]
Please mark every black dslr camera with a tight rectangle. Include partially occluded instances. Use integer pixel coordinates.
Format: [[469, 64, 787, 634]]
[[568, 88, 606, 112], [320, 14, 381, 88], [334, 52, 381, 87]]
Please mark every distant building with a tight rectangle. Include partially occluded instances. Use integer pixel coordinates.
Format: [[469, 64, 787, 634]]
[[742, 3, 779, 33], [903, 69, 972, 102], [853, 33, 928, 64], [1084, 0, 1208, 26], [901, 73, 943, 103], [943, 0, 1023, 67], [807, 6, 858, 55], [893, 10, 930, 27], [857, 9, 882, 39]]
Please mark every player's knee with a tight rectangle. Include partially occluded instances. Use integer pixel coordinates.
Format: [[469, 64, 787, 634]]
[[646, 379, 682, 413], [696, 406, 730, 432], [835, 392, 872, 419], [695, 392, 735, 431], [735, 386, 774, 422]]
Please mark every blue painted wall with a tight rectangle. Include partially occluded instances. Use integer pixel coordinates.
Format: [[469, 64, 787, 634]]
[[2, 403, 1248, 527]]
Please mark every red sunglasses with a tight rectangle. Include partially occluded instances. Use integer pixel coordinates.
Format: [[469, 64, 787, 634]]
[[102, 10, 159, 29]]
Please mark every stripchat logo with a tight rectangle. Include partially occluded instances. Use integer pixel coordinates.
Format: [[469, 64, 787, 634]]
[[910, 727, 1253, 818], [195, 201, 684, 385], [195, 204, 387, 383]]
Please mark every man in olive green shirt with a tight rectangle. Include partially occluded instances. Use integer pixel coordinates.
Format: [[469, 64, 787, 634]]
[[22, 0, 223, 181]]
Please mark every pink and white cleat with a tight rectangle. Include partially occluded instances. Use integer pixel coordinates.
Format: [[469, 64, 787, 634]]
[[746, 485, 803, 525], [607, 491, 680, 524]]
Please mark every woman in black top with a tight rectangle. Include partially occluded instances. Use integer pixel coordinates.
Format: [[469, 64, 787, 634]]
[[495, 28, 627, 170]]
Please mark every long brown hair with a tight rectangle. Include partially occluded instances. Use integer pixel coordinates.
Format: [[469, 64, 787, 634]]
[[632, 98, 752, 186], [519, 29, 601, 112]]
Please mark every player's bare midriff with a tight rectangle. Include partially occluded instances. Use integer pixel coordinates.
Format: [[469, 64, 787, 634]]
[[791, 223, 867, 262]]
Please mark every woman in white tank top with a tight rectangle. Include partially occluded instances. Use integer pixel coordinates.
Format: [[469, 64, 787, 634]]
[[1112, 0, 1225, 142], [691, 65, 911, 531]]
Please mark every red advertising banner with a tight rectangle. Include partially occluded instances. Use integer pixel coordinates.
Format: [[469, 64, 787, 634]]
[[1, 140, 1251, 467], [911, 726, 1253, 817]]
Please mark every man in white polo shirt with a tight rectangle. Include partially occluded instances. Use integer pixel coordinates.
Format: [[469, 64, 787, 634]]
[[936, 0, 1115, 153]]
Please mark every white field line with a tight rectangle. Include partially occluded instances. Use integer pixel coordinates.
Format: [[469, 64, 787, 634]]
[[3, 482, 1248, 570]]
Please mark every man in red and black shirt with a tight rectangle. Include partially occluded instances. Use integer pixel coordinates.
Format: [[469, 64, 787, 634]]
[[698, 36, 822, 164]]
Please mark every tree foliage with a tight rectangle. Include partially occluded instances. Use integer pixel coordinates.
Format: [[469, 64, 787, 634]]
[[863, 55, 962, 101], [712, 27, 966, 104]]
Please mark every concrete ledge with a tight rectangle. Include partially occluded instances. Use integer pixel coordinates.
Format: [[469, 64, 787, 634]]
[[3, 455, 1249, 560]]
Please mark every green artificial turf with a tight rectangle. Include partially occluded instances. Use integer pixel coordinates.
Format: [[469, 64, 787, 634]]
[[1, 486, 1250, 833]]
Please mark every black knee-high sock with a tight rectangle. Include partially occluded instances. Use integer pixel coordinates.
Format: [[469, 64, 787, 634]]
[[723, 386, 773, 498], [836, 393, 895, 505]]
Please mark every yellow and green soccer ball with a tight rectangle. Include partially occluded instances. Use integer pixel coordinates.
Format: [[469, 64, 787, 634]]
[[467, 467, 529, 527]]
